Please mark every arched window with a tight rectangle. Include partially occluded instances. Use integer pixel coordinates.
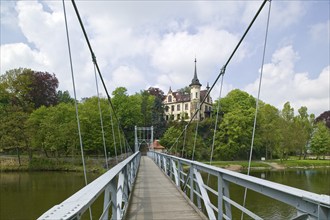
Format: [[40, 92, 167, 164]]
[[168, 95, 172, 102]]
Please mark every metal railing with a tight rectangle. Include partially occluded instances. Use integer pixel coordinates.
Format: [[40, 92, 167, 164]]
[[148, 151, 330, 220], [38, 152, 141, 220]]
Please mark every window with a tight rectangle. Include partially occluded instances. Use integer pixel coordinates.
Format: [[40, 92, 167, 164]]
[[171, 105, 174, 111], [185, 103, 188, 110], [177, 114, 181, 120], [177, 104, 180, 111], [165, 106, 169, 112], [195, 92, 198, 99], [168, 95, 172, 102]]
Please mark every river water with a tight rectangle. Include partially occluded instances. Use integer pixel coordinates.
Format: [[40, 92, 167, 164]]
[[0, 168, 329, 219]]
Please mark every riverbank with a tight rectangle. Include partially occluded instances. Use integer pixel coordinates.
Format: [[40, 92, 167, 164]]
[[1, 155, 329, 173], [0, 155, 111, 173], [205, 159, 330, 172]]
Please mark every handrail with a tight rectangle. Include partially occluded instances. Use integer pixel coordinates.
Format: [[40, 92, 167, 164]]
[[38, 152, 141, 220], [148, 151, 330, 220]]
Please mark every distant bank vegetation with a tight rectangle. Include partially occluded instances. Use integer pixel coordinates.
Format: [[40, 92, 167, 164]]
[[1, 68, 329, 169]]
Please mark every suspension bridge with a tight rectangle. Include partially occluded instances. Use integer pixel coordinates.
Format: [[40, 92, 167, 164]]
[[38, 0, 329, 219]]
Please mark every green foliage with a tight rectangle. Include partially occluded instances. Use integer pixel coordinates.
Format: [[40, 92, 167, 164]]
[[310, 122, 330, 159]]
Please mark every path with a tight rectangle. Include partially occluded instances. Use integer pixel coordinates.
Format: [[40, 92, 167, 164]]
[[125, 156, 203, 220]]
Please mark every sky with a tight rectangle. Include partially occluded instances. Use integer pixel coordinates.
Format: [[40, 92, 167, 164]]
[[1, 0, 329, 116]]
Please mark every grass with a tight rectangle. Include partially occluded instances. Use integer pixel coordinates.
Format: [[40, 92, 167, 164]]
[[203, 161, 270, 169], [0, 155, 107, 173], [274, 159, 330, 167]]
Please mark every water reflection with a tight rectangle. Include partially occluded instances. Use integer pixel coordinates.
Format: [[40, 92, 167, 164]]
[[0, 168, 329, 219]]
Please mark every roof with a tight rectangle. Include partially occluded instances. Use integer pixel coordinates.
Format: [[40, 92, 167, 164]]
[[151, 140, 165, 149], [165, 89, 211, 104], [189, 58, 202, 87]]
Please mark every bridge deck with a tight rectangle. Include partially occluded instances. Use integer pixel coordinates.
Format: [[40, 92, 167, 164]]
[[125, 156, 203, 220]]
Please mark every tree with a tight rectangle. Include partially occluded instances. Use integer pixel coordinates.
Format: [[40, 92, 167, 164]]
[[1, 68, 59, 111], [294, 106, 314, 159], [278, 102, 295, 160], [213, 89, 256, 160], [177, 86, 190, 95], [315, 111, 330, 129], [57, 90, 74, 104], [257, 104, 281, 160], [310, 122, 330, 159], [147, 87, 166, 139]]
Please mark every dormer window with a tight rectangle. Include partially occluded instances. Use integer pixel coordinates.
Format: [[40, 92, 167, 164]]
[[168, 95, 172, 102]]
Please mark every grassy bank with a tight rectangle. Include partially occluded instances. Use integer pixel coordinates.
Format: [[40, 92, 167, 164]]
[[0, 155, 107, 173], [204, 159, 330, 170]]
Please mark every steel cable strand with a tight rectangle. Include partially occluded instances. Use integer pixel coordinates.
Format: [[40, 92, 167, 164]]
[[94, 64, 109, 170], [62, 0, 92, 219], [168, 0, 268, 157], [70, 0, 129, 151], [191, 108, 200, 161], [109, 106, 118, 164], [241, 1, 272, 219], [207, 72, 225, 185]]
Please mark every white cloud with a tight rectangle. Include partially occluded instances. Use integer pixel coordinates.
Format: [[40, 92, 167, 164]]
[[152, 27, 245, 90], [0, 43, 48, 73], [245, 46, 329, 116], [111, 65, 145, 93], [270, 1, 306, 30]]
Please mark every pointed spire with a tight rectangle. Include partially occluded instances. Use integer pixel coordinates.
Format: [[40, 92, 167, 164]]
[[168, 86, 172, 93], [206, 82, 210, 90], [189, 58, 202, 87]]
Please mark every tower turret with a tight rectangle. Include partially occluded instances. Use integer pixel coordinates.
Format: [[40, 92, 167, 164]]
[[190, 58, 201, 120]]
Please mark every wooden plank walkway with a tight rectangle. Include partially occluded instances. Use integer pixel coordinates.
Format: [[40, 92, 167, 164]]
[[125, 156, 203, 220]]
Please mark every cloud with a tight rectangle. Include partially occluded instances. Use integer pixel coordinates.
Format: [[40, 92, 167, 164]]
[[0, 43, 48, 72], [111, 65, 146, 93], [245, 46, 329, 116], [152, 26, 245, 90]]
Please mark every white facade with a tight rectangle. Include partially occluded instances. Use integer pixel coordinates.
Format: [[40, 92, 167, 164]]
[[163, 59, 213, 121]]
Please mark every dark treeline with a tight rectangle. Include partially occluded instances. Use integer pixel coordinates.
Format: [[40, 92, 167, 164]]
[[1, 68, 329, 164]]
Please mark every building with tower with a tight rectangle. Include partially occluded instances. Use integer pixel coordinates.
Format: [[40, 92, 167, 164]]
[[163, 59, 213, 121]]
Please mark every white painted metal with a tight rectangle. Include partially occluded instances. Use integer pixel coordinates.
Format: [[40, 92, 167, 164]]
[[194, 168, 216, 219], [38, 152, 140, 220], [148, 151, 330, 220]]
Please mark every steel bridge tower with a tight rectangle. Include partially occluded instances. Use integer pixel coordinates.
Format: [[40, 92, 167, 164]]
[[134, 126, 153, 153]]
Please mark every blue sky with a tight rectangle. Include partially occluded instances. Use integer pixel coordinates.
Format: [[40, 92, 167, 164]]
[[1, 0, 329, 116]]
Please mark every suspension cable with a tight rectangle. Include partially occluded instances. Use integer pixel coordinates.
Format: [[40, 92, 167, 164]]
[[117, 122, 123, 156], [109, 106, 118, 164], [62, 0, 92, 219], [181, 125, 187, 158], [70, 0, 128, 146], [94, 64, 109, 170], [241, 1, 272, 219], [207, 72, 225, 184], [167, 0, 268, 155], [191, 112, 200, 161]]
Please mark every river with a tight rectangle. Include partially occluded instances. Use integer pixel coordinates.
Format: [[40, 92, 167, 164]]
[[0, 168, 329, 219]]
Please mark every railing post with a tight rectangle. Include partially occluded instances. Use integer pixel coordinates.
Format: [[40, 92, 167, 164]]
[[189, 165, 194, 202], [171, 160, 179, 186], [178, 161, 182, 187], [116, 171, 125, 218], [163, 157, 167, 174], [194, 168, 216, 219], [223, 180, 232, 219], [102, 184, 111, 220], [218, 173, 224, 220], [109, 178, 117, 220]]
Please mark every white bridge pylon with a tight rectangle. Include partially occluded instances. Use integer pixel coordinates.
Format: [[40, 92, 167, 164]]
[[134, 126, 153, 152]]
